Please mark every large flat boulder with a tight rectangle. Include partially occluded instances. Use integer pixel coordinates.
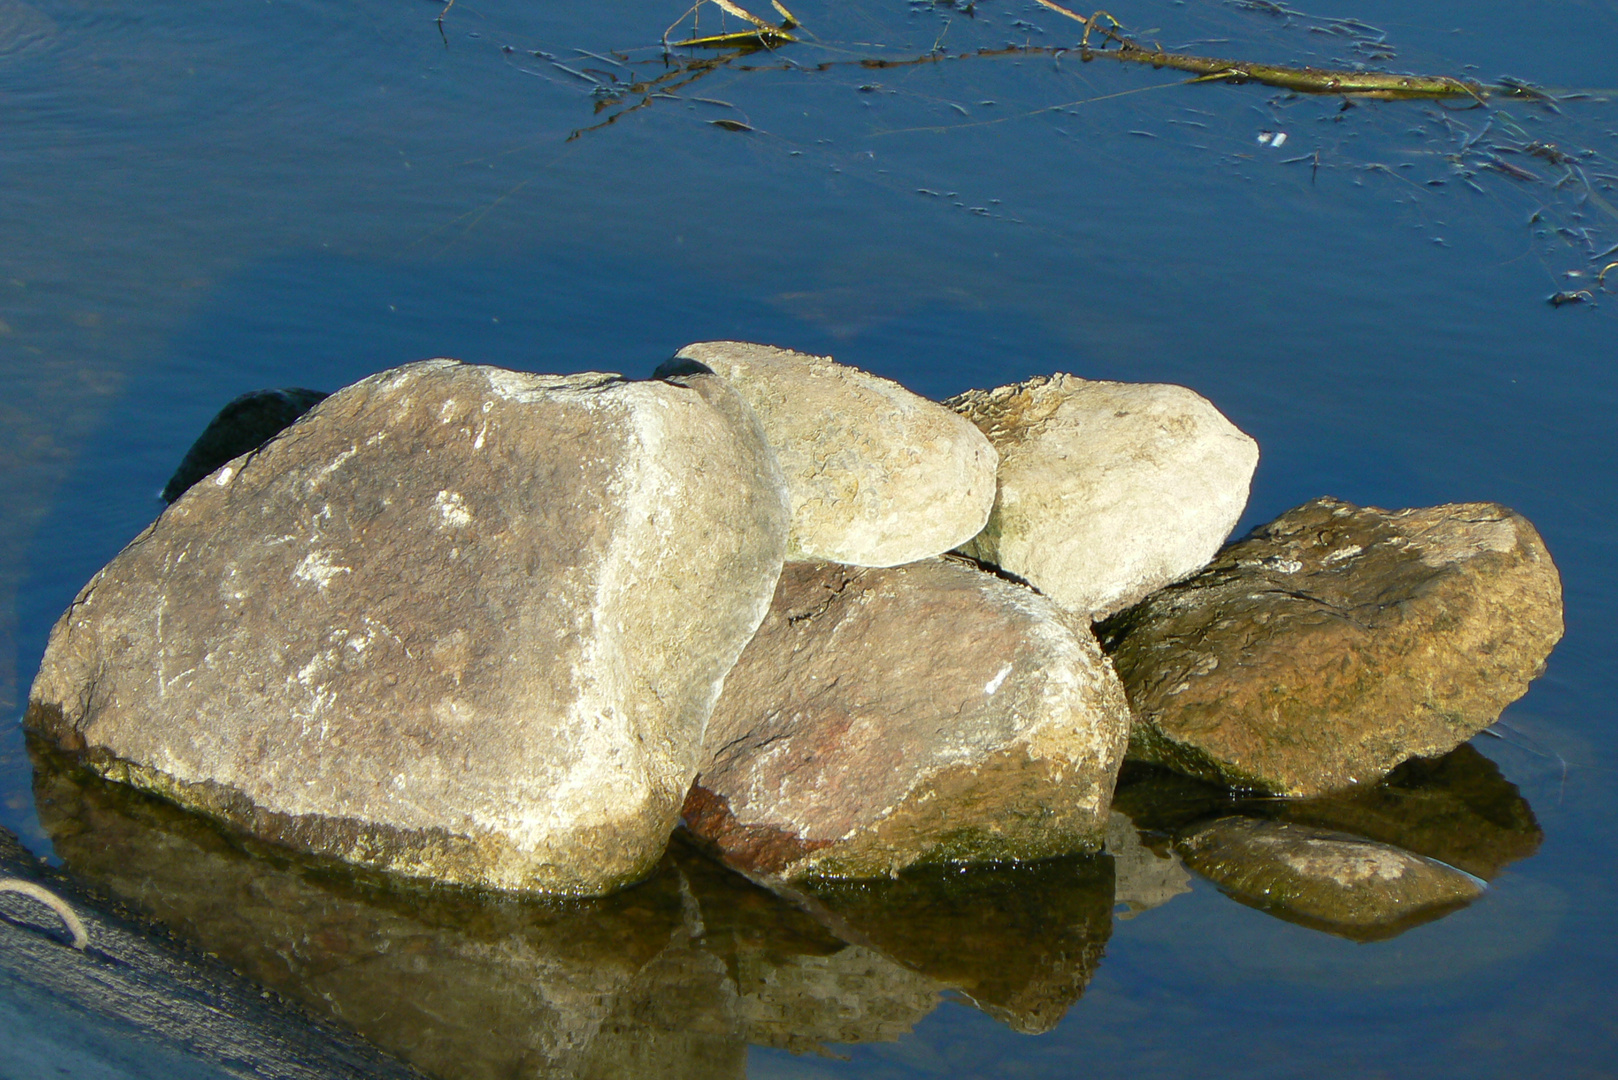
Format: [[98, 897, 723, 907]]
[[661, 341, 997, 567], [682, 557, 1133, 880], [1098, 497, 1564, 796], [26, 359, 790, 895], [946, 374, 1258, 618]]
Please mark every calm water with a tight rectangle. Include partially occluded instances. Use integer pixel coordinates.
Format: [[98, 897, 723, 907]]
[[2, 0, 1616, 1076]]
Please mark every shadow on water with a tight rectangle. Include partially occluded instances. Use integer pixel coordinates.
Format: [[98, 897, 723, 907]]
[[27, 737, 1113, 1079]]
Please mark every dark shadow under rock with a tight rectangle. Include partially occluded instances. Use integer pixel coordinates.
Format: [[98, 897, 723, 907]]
[[161, 387, 328, 502]]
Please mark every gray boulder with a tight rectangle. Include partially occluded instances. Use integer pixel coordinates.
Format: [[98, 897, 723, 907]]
[[27, 359, 790, 895], [1098, 497, 1564, 796], [1176, 817, 1485, 940], [682, 557, 1133, 880], [946, 374, 1259, 618], [663, 341, 997, 567]]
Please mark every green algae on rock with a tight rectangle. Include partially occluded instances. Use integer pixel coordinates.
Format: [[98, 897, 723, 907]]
[[1175, 817, 1485, 941], [1099, 497, 1564, 796]]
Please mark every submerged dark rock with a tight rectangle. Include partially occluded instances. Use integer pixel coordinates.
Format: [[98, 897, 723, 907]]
[[1175, 817, 1485, 941], [1113, 744, 1542, 883], [1099, 497, 1564, 796], [161, 387, 328, 502]]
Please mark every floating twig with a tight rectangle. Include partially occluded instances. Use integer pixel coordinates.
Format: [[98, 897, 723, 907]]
[[1030, 0, 1485, 100], [0, 877, 89, 950]]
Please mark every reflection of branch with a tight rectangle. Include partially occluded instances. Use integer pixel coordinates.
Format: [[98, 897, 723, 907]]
[[568, 52, 740, 141]]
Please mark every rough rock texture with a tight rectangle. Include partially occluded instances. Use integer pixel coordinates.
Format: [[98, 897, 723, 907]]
[[946, 374, 1258, 618], [26, 359, 790, 895], [663, 341, 997, 567], [683, 557, 1133, 880], [1176, 817, 1485, 940], [1098, 497, 1564, 796], [163, 387, 329, 503]]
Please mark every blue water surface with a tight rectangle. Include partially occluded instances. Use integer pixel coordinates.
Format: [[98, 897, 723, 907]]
[[2, 0, 1614, 1076]]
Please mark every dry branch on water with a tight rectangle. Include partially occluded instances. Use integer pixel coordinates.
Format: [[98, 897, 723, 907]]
[[1026, 0, 1485, 101], [563, 0, 1593, 139]]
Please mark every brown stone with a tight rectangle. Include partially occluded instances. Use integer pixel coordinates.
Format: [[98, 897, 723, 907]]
[[1176, 817, 1485, 941], [26, 359, 790, 895], [1112, 744, 1543, 883], [684, 557, 1132, 880], [1098, 497, 1564, 796]]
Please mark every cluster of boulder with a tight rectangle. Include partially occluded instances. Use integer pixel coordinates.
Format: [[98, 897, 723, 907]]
[[14, 730, 1545, 1080], [24, 341, 1564, 933]]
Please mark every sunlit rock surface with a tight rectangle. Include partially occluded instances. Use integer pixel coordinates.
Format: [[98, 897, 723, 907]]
[[26, 359, 790, 895], [947, 374, 1258, 618], [683, 557, 1133, 879], [1099, 497, 1563, 796], [30, 746, 1114, 1076], [1175, 817, 1485, 941], [663, 341, 997, 567], [161, 387, 328, 503]]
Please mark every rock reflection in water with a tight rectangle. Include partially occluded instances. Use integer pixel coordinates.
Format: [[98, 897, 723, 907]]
[[806, 855, 1114, 1034], [1110, 744, 1541, 941], [30, 741, 1117, 1077]]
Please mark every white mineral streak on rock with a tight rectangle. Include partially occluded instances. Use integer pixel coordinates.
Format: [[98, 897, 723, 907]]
[[292, 550, 349, 590], [434, 489, 472, 527], [671, 341, 998, 567], [947, 374, 1259, 618], [26, 359, 790, 895]]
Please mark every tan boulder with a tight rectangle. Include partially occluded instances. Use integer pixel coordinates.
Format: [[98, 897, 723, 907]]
[[1098, 497, 1564, 796], [662, 341, 997, 567], [682, 557, 1132, 880], [947, 374, 1258, 618], [26, 359, 790, 895]]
